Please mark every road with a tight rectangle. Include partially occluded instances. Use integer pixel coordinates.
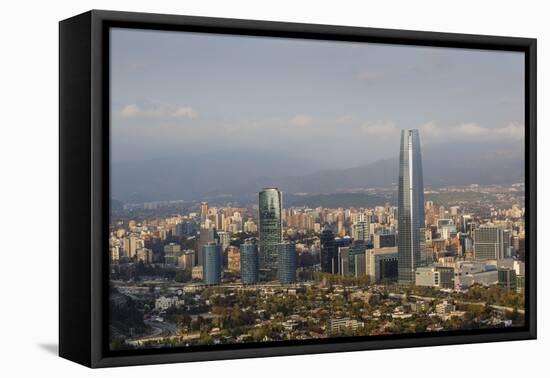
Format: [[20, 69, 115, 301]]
[[126, 319, 180, 346]]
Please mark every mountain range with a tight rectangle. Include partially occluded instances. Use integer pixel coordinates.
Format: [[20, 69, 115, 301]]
[[111, 141, 524, 203]]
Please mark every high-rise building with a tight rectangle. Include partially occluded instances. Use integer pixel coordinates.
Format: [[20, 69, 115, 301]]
[[240, 238, 259, 284], [243, 218, 258, 233], [217, 231, 230, 268], [338, 247, 350, 276], [348, 241, 367, 277], [461, 215, 474, 235], [277, 242, 297, 284], [196, 227, 218, 267], [258, 188, 283, 275], [227, 246, 241, 273], [503, 230, 512, 258], [518, 236, 526, 262], [110, 246, 120, 264], [320, 228, 337, 274], [200, 201, 209, 224], [136, 248, 153, 264], [123, 235, 139, 258], [397, 129, 425, 285], [178, 250, 195, 269], [203, 242, 221, 285], [217, 231, 230, 251], [473, 226, 505, 260], [351, 221, 369, 242], [164, 243, 182, 266]]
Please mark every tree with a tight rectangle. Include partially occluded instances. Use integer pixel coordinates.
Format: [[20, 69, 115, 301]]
[[174, 269, 191, 283]]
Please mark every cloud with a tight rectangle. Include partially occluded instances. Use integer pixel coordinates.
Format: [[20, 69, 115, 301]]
[[417, 121, 444, 140], [453, 122, 490, 137], [120, 104, 142, 118], [119, 103, 198, 119], [360, 121, 397, 137], [493, 122, 524, 139], [172, 106, 198, 119], [289, 114, 313, 127], [335, 114, 355, 124], [418, 121, 524, 142], [357, 120, 524, 144]]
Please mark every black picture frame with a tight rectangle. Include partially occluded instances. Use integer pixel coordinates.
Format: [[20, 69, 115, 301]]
[[59, 9, 537, 368]]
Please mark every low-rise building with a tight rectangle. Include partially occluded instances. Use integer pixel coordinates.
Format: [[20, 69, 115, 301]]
[[435, 300, 456, 315], [327, 318, 364, 335], [192, 265, 204, 280], [366, 247, 398, 283], [155, 295, 184, 311], [415, 267, 440, 287]]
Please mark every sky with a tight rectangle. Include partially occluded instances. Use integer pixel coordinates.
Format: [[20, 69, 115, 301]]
[[110, 27, 525, 170]]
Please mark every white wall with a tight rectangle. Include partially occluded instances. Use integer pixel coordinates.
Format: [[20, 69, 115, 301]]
[[1, 0, 547, 375]]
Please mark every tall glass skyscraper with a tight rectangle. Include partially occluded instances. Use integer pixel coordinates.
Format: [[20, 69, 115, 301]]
[[240, 238, 259, 284], [277, 242, 297, 284], [258, 188, 283, 276], [320, 228, 337, 274], [397, 129, 425, 285], [203, 242, 221, 285], [197, 227, 218, 267]]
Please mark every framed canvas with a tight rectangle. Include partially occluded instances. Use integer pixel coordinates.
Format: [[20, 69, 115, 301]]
[[59, 10, 537, 368]]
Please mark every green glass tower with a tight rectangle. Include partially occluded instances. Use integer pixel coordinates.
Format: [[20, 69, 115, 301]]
[[258, 188, 283, 277]]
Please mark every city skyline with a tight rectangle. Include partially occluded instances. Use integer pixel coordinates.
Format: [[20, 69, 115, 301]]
[[109, 172, 526, 350], [107, 29, 527, 352]]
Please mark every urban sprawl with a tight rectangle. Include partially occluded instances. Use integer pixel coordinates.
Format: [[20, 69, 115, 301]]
[[109, 130, 526, 351]]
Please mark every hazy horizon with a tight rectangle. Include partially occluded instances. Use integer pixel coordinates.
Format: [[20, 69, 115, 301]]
[[110, 28, 525, 202]]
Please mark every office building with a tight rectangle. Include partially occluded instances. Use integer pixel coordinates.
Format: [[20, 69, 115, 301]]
[[164, 243, 181, 266], [351, 221, 369, 242], [277, 242, 297, 284], [373, 233, 396, 249], [348, 242, 367, 277], [473, 226, 505, 261], [258, 188, 283, 275], [498, 267, 517, 290], [397, 129, 425, 284], [136, 248, 153, 264], [240, 238, 259, 284], [200, 201, 208, 224], [338, 247, 350, 276], [217, 231, 230, 252], [320, 228, 338, 274], [217, 230, 230, 268], [436, 266, 455, 289], [366, 247, 398, 283], [197, 227, 218, 266], [178, 250, 195, 269], [203, 242, 221, 285]]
